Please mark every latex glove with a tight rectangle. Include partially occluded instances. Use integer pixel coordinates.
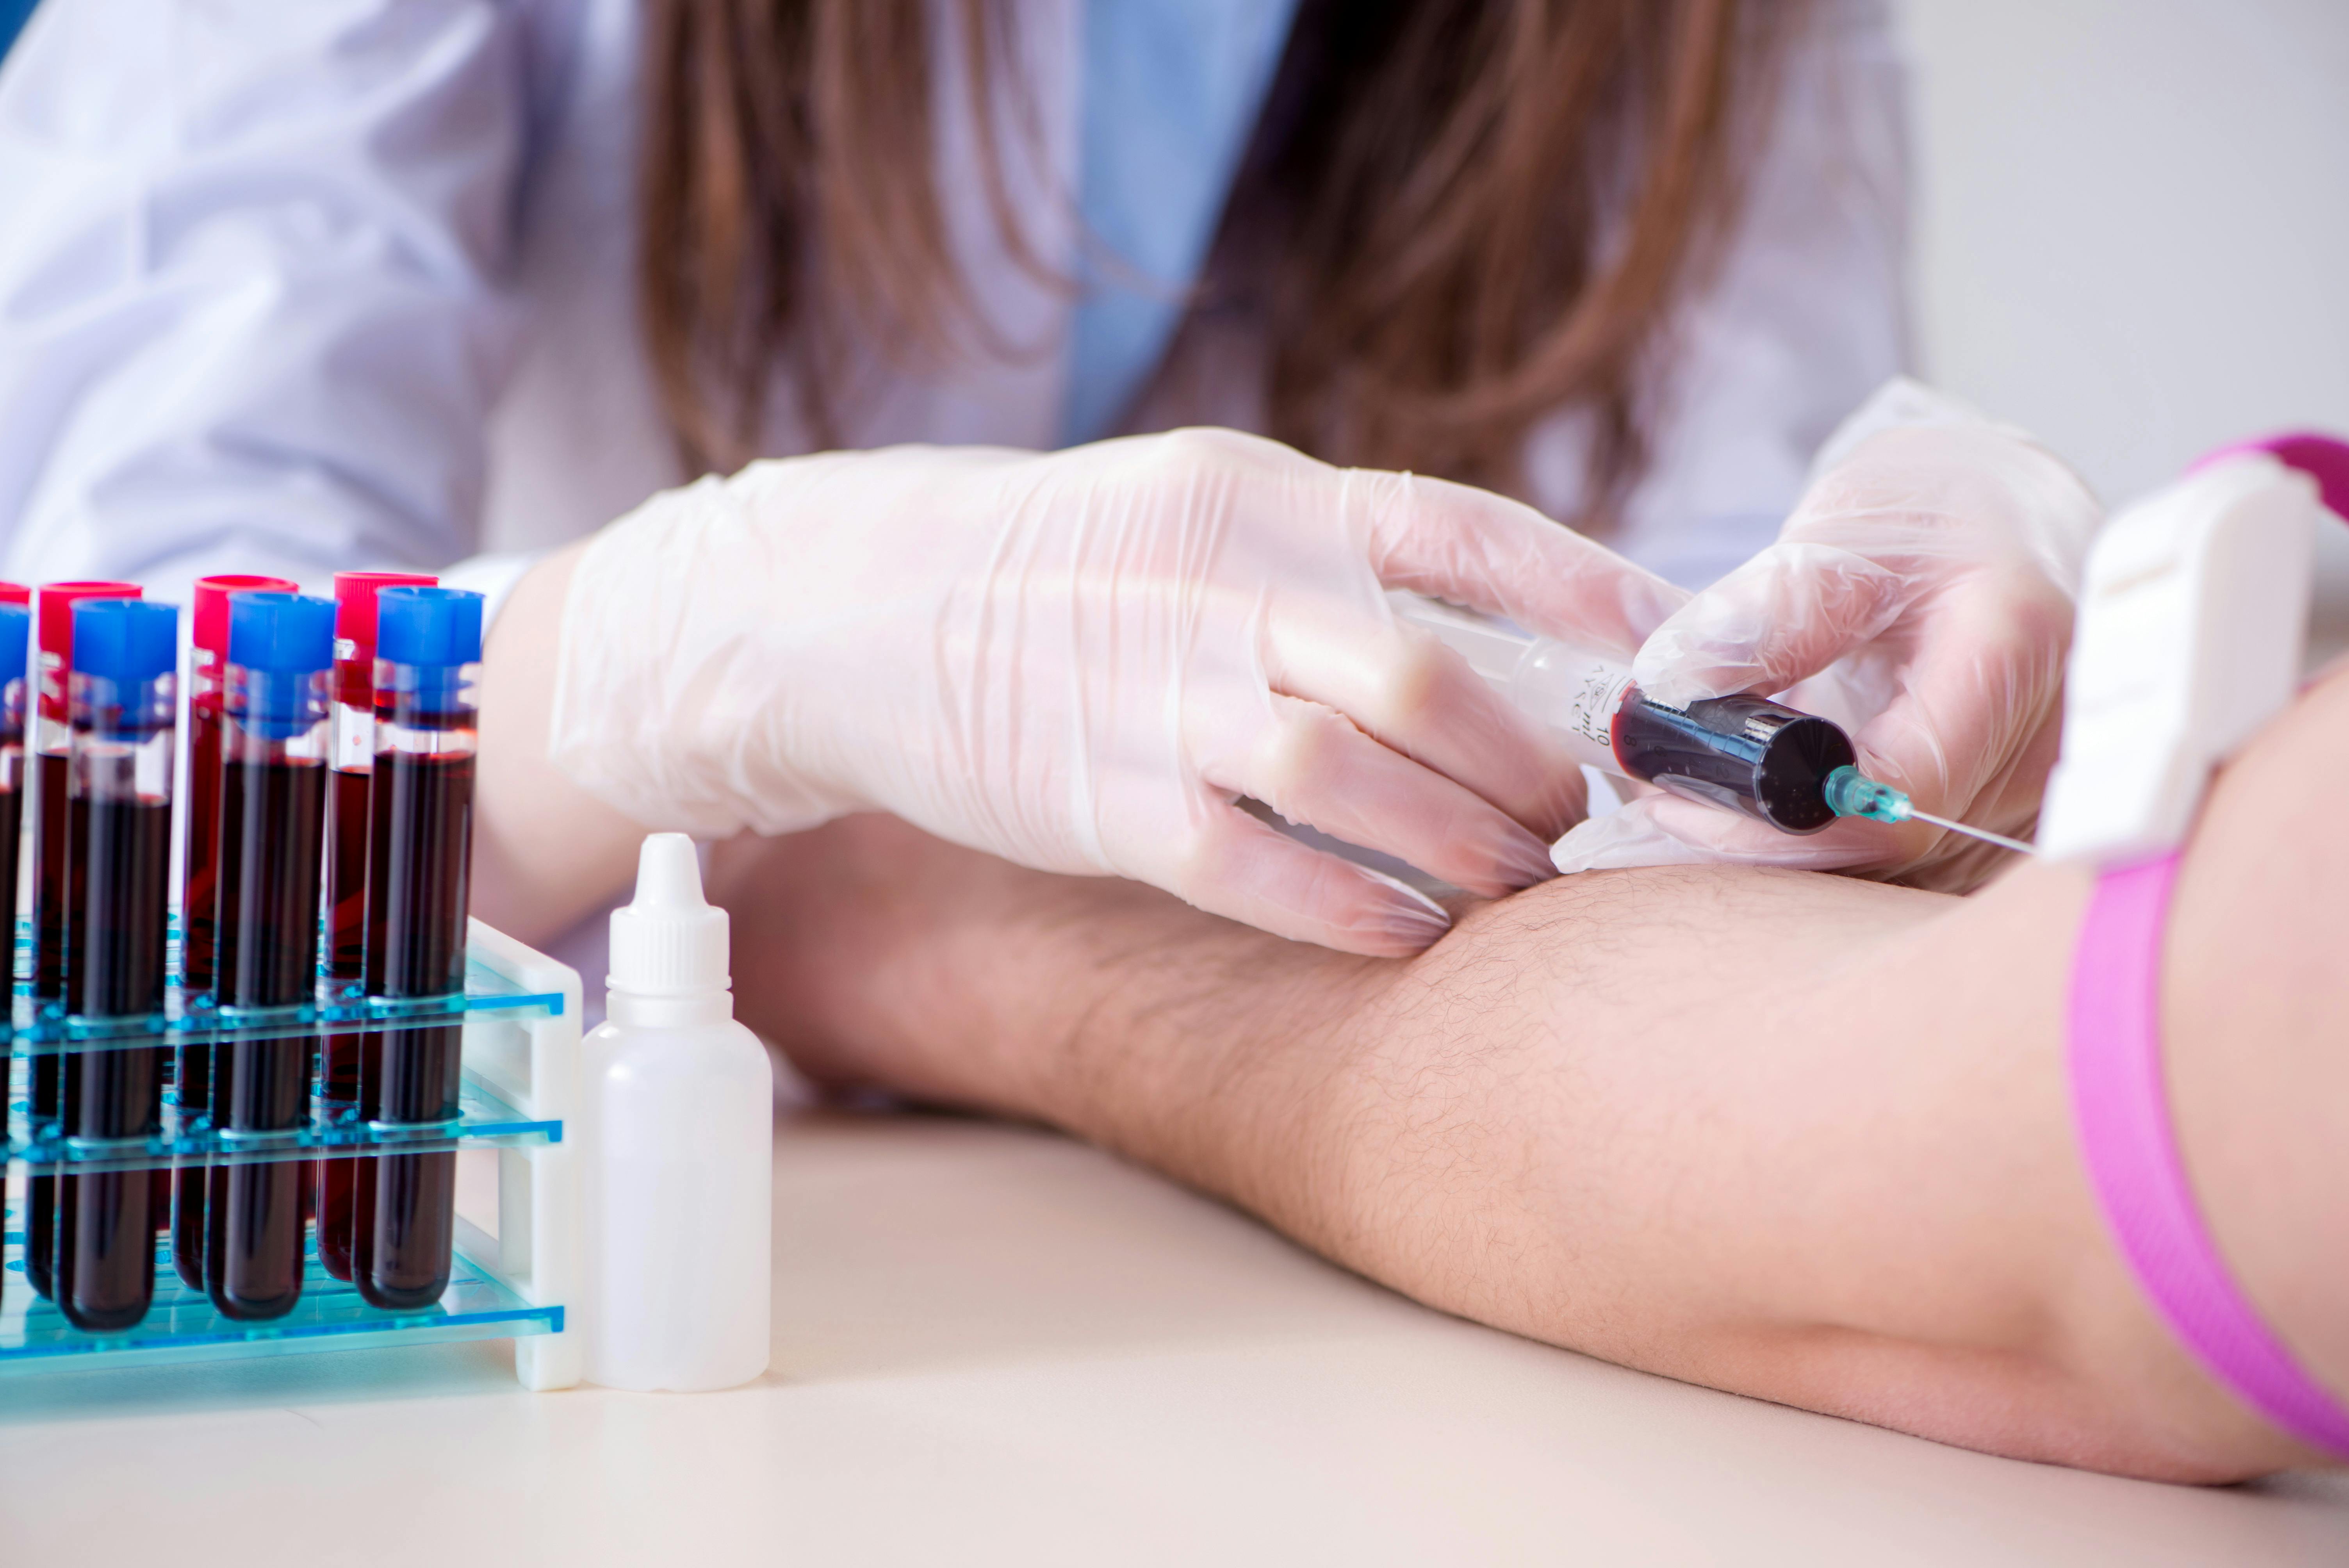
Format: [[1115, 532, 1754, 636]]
[[550, 429, 1685, 955], [1552, 381, 2100, 891]]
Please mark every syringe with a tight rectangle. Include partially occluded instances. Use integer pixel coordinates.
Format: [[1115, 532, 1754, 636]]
[[1392, 592, 2034, 854]]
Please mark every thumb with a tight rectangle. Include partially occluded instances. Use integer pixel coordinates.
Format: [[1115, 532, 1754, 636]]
[[1633, 542, 1911, 707]]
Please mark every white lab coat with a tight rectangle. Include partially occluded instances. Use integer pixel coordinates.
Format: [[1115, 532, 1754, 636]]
[[0, 0, 1909, 604]]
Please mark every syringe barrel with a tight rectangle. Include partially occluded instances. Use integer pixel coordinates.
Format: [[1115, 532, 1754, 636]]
[[1612, 693, 1854, 833], [1392, 592, 1856, 834], [1389, 592, 1625, 772]]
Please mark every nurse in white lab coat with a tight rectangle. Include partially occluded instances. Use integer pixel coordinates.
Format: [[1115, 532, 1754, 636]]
[[0, 0, 2094, 954]]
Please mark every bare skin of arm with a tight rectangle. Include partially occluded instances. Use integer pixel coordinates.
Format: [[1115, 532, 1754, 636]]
[[707, 664, 2349, 1482]]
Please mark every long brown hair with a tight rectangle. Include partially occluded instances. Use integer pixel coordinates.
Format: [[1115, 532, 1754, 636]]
[[638, 0, 1794, 520]]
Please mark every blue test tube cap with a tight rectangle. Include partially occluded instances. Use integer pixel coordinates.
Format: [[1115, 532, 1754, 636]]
[[228, 591, 336, 675], [376, 586, 483, 668], [72, 598, 178, 686], [0, 601, 28, 690], [229, 592, 335, 738]]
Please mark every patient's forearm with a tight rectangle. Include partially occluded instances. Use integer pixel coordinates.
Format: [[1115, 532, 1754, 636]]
[[730, 831, 2137, 1456], [721, 671, 2349, 1480]]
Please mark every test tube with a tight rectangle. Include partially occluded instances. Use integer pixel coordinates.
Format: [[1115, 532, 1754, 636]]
[[55, 599, 178, 1333], [0, 592, 27, 1317], [173, 574, 295, 1291], [353, 587, 481, 1312], [24, 581, 140, 1301], [317, 570, 436, 1282], [205, 593, 334, 1320], [1393, 593, 1857, 835]]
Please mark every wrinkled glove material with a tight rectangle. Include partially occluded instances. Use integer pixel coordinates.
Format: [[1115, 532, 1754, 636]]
[[552, 430, 1686, 954], [1554, 378, 2101, 891]]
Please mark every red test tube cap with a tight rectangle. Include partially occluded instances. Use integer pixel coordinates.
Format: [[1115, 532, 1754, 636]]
[[193, 574, 298, 658], [333, 571, 440, 656], [0, 583, 29, 607], [36, 580, 143, 724], [36, 581, 142, 655]]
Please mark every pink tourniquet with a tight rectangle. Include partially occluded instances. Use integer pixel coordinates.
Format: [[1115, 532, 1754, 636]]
[[2067, 853, 2349, 1459]]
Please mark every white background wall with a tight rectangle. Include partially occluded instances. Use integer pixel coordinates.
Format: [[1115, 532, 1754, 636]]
[[1900, 0, 2349, 509]]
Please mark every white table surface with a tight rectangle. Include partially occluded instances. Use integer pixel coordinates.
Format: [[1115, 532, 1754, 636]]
[[3, 1109, 2346, 1566]]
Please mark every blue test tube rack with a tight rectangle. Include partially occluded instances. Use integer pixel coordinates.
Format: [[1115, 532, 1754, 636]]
[[0, 920, 581, 1388]]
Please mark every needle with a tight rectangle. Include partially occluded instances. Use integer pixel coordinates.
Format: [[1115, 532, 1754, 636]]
[[1901, 806, 2037, 856], [1821, 765, 2036, 855]]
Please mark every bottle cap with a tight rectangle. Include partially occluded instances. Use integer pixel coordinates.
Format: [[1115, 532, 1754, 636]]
[[194, 574, 298, 659], [228, 592, 336, 674], [35, 582, 141, 725], [72, 599, 179, 686], [227, 593, 334, 739], [376, 586, 483, 668], [36, 581, 139, 657], [332, 571, 439, 656], [608, 834, 730, 998]]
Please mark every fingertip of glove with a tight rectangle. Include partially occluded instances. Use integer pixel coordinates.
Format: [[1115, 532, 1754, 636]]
[[1635, 666, 1766, 709], [1548, 820, 1624, 875], [1492, 830, 1563, 892], [1356, 869, 1454, 954], [1631, 631, 1754, 709]]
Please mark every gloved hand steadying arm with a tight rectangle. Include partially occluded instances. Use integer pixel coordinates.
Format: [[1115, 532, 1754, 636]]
[[1552, 380, 2101, 891], [550, 428, 1685, 954]]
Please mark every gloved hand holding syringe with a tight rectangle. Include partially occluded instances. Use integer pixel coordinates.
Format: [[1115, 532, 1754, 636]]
[[1391, 593, 2037, 858], [1436, 378, 2097, 889]]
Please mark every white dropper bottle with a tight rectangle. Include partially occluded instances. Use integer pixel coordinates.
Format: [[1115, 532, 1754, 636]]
[[581, 833, 774, 1392]]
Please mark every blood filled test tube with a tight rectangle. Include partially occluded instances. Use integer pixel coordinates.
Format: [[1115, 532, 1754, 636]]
[[0, 596, 25, 1317], [353, 587, 481, 1312], [24, 581, 140, 1301], [0, 602, 26, 1055], [206, 593, 334, 1321], [56, 599, 178, 1333], [173, 574, 296, 1291], [185, 576, 298, 1002], [317, 570, 435, 1282]]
